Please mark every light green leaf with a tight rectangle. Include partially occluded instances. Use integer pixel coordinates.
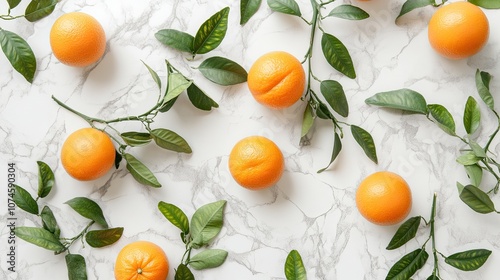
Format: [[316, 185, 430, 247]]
[[187, 83, 219, 111], [85, 227, 124, 248], [468, 139, 486, 158], [142, 61, 162, 90], [365, 89, 428, 114], [65, 197, 108, 228], [193, 7, 230, 54], [320, 80, 349, 117], [151, 128, 192, 153], [318, 132, 342, 173], [158, 201, 190, 234], [164, 73, 192, 103], [198, 56, 248, 85], [41, 206, 60, 238], [321, 33, 356, 79], [351, 125, 378, 164], [284, 250, 307, 280], [301, 103, 314, 138], [475, 69, 494, 111], [241, 0, 262, 24], [386, 216, 422, 250], [0, 29, 36, 83], [386, 249, 429, 280], [457, 182, 465, 194], [427, 104, 456, 135], [396, 0, 435, 20], [325, 5, 369, 20], [456, 151, 481, 166], [463, 96, 481, 135], [189, 249, 228, 270], [24, 0, 57, 22], [13, 185, 39, 215], [155, 29, 195, 53], [465, 164, 483, 187], [66, 254, 87, 280], [16, 227, 65, 252], [459, 185, 495, 214], [37, 161, 54, 198], [445, 249, 492, 271], [121, 132, 152, 147], [468, 0, 500, 9], [267, 0, 302, 16], [123, 153, 162, 188], [190, 200, 226, 248]]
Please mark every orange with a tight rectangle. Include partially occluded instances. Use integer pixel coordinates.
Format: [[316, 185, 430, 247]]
[[428, 2, 489, 59], [356, 171, 412, 226], [114, 241, 169, 280], [228, 136, 284, 190], [50, 12, 106, 67], [247, 51, 305, 109], [61, 127, 115, 181]]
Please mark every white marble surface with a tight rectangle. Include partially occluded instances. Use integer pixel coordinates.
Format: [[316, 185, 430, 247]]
[[1, 0, 500, 279]]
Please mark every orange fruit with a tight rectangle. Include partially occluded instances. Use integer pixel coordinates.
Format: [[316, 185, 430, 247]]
[[356, 171, 412, 226], [61, 127, 115, 181], [247, 51, 305, 109], [50, 12, 106, 67], [228, 136, 284, 190], [428, 2, 489, 59], [114, 241, 169, 280]]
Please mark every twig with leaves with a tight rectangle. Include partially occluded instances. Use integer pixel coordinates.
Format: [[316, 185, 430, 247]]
[[396, 0, 500, 21]]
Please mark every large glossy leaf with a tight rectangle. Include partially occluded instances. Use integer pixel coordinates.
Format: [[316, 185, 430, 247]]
[[24, 0, 57, 22], [396, 0, 435, 20], [187, 83, 219, 111], [0, 29, 36, 83], [475, 69, 494, 111], [158, 201, 190, 234], [351, 125, 378, 164], [284, 250, 307, 280], [459, 185, 495, 214], [386, 249, 429, 280], [468, 0, 500, 9], [199, 56, 248, 85], [321, 33, 355, 79], [164, 73, 192, 103], [121, 132, 152, 147], [193, 7, 230, 54], [301, 103, 314, 138], [37, 161, 54, 198], [320, 80, 349, 117], [267, 0, 301, 16], [16, 227, 65, 252], [123, 153, 162, 188], [142, 61, 162, 90], [463, 96, 481, 135], [241, 0, 262, 24], [325, 5, 369, 20], [66, 254, 87, 280], [7, 0, 22, 9], [151, 128, 192, 153], [445, 249, 492, 271], [365, 89, 428, 114], [318, 132, 342, 173], [41, 206, 60, 238], [386, 216, 421, 250], [65, 197, 108, 228], [190, 200, 226, 248], [427, 104, 456, 135], [189, 249, 228, 270], [85, 227, 124, 248], [155, 29, 194, 53], [175, 264, 195, 280], [13, 185, 38, 215]]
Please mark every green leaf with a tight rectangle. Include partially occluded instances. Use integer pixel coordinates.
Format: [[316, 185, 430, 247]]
[[267, 0, 302, 16], [123, 153, 162, 188], [85, 227, 124, 248], [41, 206, 60, 238], [7, 0, 22, 9], [189, 249, 228, 270], [0, 29, 36, 83], [365, 89, 428, 114], [318, 132, 342, 173], [158, 96, 179, 113], [320, 80, 349, 117], [158, 201, 190, 234], [151, 128, 192, 153], [468, 0, 500, 9], [386, 249, 429, 280], [37, 161, 54, 198], [175, 264, 195, 280], [13, 185, 38, 215], [457, 182, 465, 194], [427, 104, 456, 135], [396, 0, 435, 20], [187, 83, 219, 111], [301, 103, 314, 138], [459, 185, 495, 214], [199, 56, 248, 86], [24, 0, 57, 22], [114, 150, 122, 169], [121, 132, 152, 147], [241, 0, 262, 24], [463, 96, 481, 135], [193, 7, 230, 54], [426, 274, 439, 280], [468, 139, 486, 158], [321, 33, 356, 79], [475, 69, 494, 111], [445, 249, 492, 271], [351, 125, 378, 164], [284, 250, 307, 280], [456, 151, 481, 166], [465, 164, 483, 187], [155, 29, 195, 53], [190, 200, 226, 248], [315, 102, 334, 120], [16, 227, 65, 251], [65, 197, 109, 228], [164, 73, 192, 103], [386, 216, 422, 250], [66, 254, 87, 280], [142, 61, 162, 90], [325, 5, 369, 20]]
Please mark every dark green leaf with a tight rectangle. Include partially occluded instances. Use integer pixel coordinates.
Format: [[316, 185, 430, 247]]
[[318, 132, 342, 173], [164, 73, 192, 103], [320, 80, 349, 117], [386, 249, 429, 280], [284, 250, 307, 280], [13, 185, 38, 215], [189, 249, 228, 270], [464, 164, 483, 187], [426, 274, 439, 280], [123, 153, 162, 188], [463, 96, 481, 135], [190, 200, 226, 248], [16, 227, 64, 251], [468, 139, 486, 158], [386, 216, 421, 250], [365, 89, 428, 114], [316, 102, 334, 120], [199, 56, 248, 85], [459, 185, 495, 214], [121, 132, 152, 147], [468, 0, 500, 9], [193, 7, 230, 54], [267, 0, 302, 16], [65, 197, 108, 228], [351, 125, 378, 164], [241, 0, 262, 24], [325, 5, 369, 20], [66, 254, 87, 280], [321, 33, 356, 79], [37, 161, 54, 198], [151, 128, 192, 153], [114, 150, 122, 169], [0, 29, 36, 83], [7, 0, 22, 9], [456, 151, 481, 166], [427, 104, 456, 135], [445, 249, 492, 271], [24, 0, 57, 22], [158, 201, 190, 234], [41, 206, 60, 238], [142, 61, 161, 90], [175, 264, 195, 280], [396, 0, 435, 20], [475, 69, 494, 111], [155, 29, 195, 53], [187, 83, 219, 111], [301, 103, 314, 138], [158, 96, 179, 113], [85, 227, 123, 248]]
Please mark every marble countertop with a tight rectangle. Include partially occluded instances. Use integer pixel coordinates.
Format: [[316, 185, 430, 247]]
[[1, 0, 500, 279]]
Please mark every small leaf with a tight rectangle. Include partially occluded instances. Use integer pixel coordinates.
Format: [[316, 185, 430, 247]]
[[325, 5, 369, 20], [121, 132, 152, 147], [365, 89, 428, 114], [386, 249, 429, 280], [164, 73, 192, 103], [457, 182, 465, 194], [37, 161, 54, 198], [123, 153, 162, 188], [189, 249, 228, 270], [351, 125, 378, 164], [321, 33, 356, 79], [142, 61, 162, 90], [463, 96, 481, 135], [267, 0, 302, 16], [13, 185, 39, 215], [456, 151, 481, 166], [190, 200, 226, 248], [199, 56, 248, 86], [426, 274, 439, 280], [459, 185, 495, 214], [65, 197, 108, 228], [320, 80, 349, 117], [7, 0, 22, 9], [158, 96, 179, 113], [315, 102, 334, 120], [445, 249, 492, 271], [187, 83, 219, 111], [158, 201, 190, 234], [284, 250, 307, 280], [0, 29, 36, 83], [175, 264, 195, 280], [464, 164, 483, 187], [24, 0, 57, 22], [40, 206, 60, 238], [155, 29, 194, 53], [151, 128, 192, 153], [468, 0, 500, 9], [66, 254, 87, 280], [241, 0, 262, 24], [386, 216, 422, 250], [193, 7, 230, 54], [85, 227, 124, 248], [396, 0, 435, 20], [301, 103, 314, 138], [427, 104, 456, 135], [318, 132, 342, 173], [16, 227, 65, 251], [468, 139, 486, 158], [475, 69, 494, 111], [114, 150, 122, 169]]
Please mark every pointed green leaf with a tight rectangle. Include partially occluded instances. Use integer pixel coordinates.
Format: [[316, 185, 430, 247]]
[[41, 206, 60, 238], [325, 5, 369, 20], [24, 0, 57, 22], [475, 69, 494, 111], [468, 139, 486, 158], [193, 7, 230, 54], [301, 103, 314, 138], [16, 227, 65, 251], [186, 83, 218, 111], [320, 80, 349, 117], [85, 227, 124, 248], [65, 197, 108, 228], [241, 0, 262, 24], [267, 0, 302, 16], [175, 264, 195, 280], [316, 102, 334, 120], [123, 153, 162, 188], [0, 29, 36, 83], [158, 96, 179, 113], [142, 61, 162, 90], [457, 182, 465, 194], [151, 128, 192, 153], [468, 0, 500, 9], [37, 161, 54, 198], [7, 0, 22, 9], [164, 73, 192, 103], [365, 89, 428, 114], [465, 164, 483, 187], [386, 249, 429, 280], [456, 151, 481, 166], [13, 185, 38, 215], [463, 96, 481, 135], [158, 201, 190, 234], [189, 249, 228, 270], [396, 0, 435, 20], [199, 56, 248, 85], [284, 250, 307, 280], [321, 33, 355, 79], [459, 185, 495, 214], [155, 29, 195, 53], [121, 132, 152, 147], [445, 249, 491, 271], [427, 104, 456, 135], [190, 200, 226, 248], [318, 132, 342, 173], [426, 274, 439, 280], [351, 125, 378, 164], [386, 216, 422, 250], [66, 254, 87, 280]]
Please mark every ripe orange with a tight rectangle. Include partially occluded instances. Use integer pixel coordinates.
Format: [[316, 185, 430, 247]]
[[247, 51, 305, 109], [428, 2, 489, 59], [61, 127, 115, 181], [228, 136, 285, 190], [356, 171, 412, 226], [114, 241, 169, 280], [50, 12, 106, 67]]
